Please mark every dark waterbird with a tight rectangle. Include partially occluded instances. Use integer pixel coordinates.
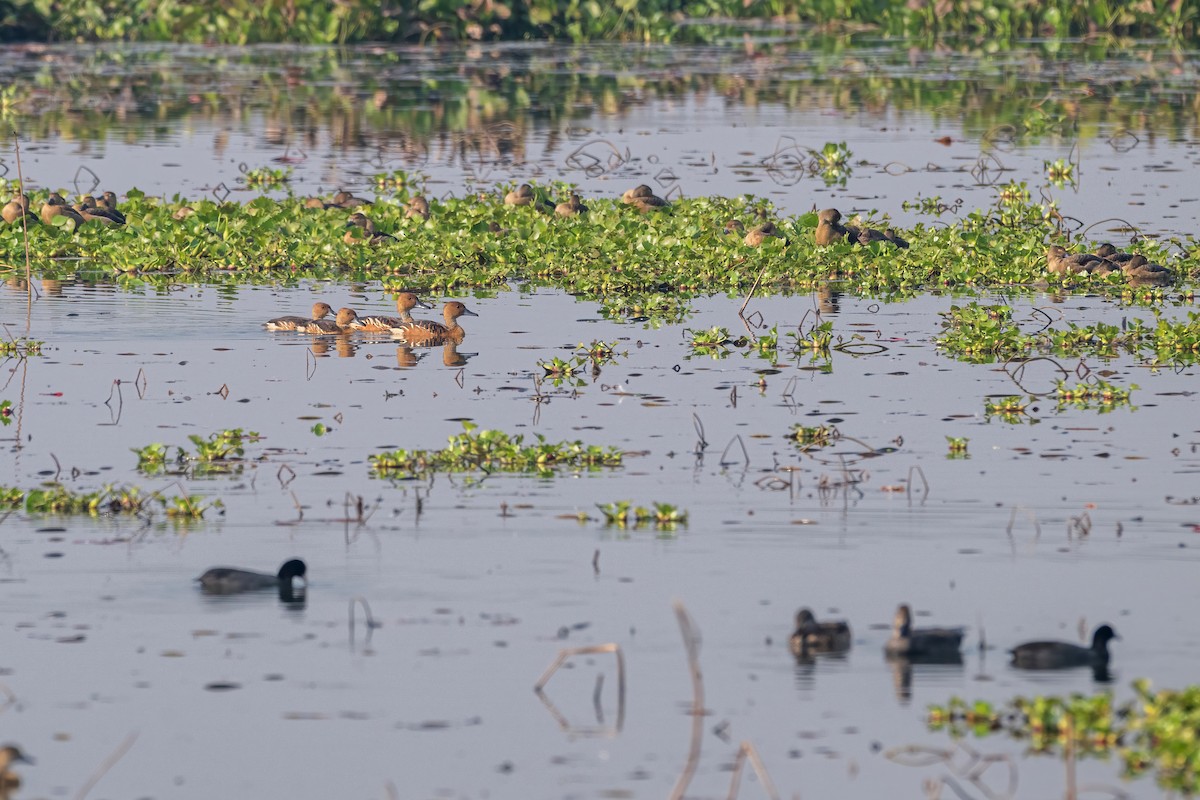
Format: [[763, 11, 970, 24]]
[[884, 603, 965, 658], [1010, 624, 1118, 670], [790, 608, 851, 655], [197, 559, 307, 595]]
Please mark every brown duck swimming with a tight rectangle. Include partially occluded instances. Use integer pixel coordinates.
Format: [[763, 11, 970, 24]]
[[790, 608, 851, 655], [351, 292, 434, 332], [884, 603, 965, 658], [301, 307, 359, 333], [391, 301, 478, 344], [1010, 624, 1118, 669], [265, 301, 335, 331]]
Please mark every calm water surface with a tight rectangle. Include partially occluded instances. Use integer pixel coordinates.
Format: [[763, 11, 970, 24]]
[[2, 34, 1200, 799], [2, 283, 1199, 798]]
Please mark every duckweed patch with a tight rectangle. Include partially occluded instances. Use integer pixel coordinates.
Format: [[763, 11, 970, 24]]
[[0, 337, 43, 357], [789, 424, 837, 448], [134, 428, 261, 477], [927, 680, 1200, 795], [937, 303, 1200, 365], [240, 165, 292, 188], [1054, 379, 1137, 412], [3, 186, 1194, 305], [594, 500, 688, 532], [945, 436, 969, 458], [983, 395, 1029, 424], [369, 422, 623, 479], [0, 482, 220, 518]]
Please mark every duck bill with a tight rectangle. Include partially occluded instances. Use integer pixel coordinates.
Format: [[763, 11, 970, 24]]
[[460, 308, 480, 317]]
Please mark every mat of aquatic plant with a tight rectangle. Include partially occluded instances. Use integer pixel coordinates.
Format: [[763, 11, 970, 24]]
[[2, 185, 1197, 297]]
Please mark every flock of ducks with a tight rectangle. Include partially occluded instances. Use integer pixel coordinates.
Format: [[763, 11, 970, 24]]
[[0, 591, 1123, 792], [1, 187, 1183, 287], [1046, 243, 1175, 285], [2, 191, 126, 227], [189, 560, 1124, 676], [793, 604, 1119, 671], [189, 558, 1122, 675], [814, 207, 910, 248], [263, 293, 478, 345]]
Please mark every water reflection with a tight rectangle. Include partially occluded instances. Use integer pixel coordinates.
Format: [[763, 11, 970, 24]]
[[278, 584, 307, 610], [791, 650, 850, 692], [4, 41, 1199, 153], [887, 654, 966, 705], [294, 337, 474, 365], [309, 334, 358, 358]]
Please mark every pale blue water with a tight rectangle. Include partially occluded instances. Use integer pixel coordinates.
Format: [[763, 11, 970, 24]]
[[1, 282, 1197, 798]]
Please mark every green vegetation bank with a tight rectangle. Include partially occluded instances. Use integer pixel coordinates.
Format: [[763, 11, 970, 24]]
[[0, 0, 1195, 44]]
